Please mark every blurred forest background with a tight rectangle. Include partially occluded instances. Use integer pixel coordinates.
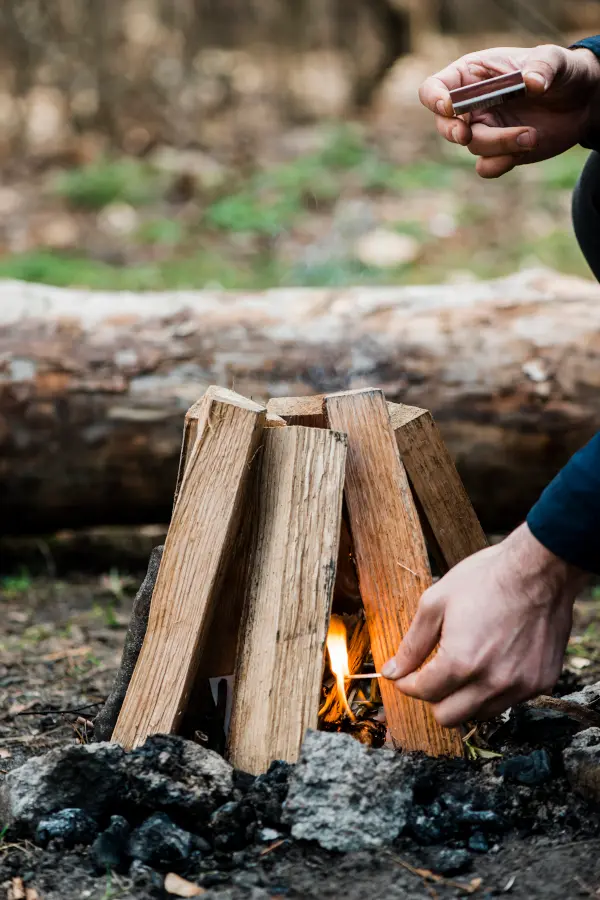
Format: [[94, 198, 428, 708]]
[[0, 0, 599, 290]]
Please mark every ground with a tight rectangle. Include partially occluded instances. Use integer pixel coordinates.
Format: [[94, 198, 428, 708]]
[[1, 570, 600, 898]]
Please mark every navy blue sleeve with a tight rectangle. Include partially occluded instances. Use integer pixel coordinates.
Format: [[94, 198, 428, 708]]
[[527, 433, 600, 574], [571, 36, 600, 152]]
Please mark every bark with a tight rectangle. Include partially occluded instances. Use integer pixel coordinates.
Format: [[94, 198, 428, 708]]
[[2, 268, 600, 535]]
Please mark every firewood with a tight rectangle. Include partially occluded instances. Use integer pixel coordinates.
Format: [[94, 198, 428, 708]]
[[389, 404, 487, 570], [112, 387, 266, 750], [227, 426, 347, 774], [324, 388, 463, 757]]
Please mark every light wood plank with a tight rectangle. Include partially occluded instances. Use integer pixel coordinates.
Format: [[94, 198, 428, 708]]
[[267, 395, 326, 428], [227, 426, 347, 774], [112, 386, 266, 749], [324, 388, 463, 757], [391, 404, 487, 570]]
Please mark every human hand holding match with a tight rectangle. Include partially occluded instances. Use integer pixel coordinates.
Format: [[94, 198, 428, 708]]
[[419, 44, 600, 178]]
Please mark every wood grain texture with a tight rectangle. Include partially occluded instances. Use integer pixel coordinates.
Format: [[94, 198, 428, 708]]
[[227, 426, 347, 774], [112, 387, 266, 749], [324, 388, 463, 757], [392, 405, 487, 570]]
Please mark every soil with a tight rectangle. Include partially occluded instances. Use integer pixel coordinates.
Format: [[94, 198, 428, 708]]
[[2, 573, 600, 899]]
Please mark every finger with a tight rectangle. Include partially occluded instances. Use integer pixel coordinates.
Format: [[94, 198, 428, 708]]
[[419, 75, 456, 117], [432, 683, 494, 728], [381, 592, 444, 680], [393, 650, 472, 704], [435, 114, 472, 146], [468, 123, 537, 157], [475, 154, 519, 179], [522, 43, 568, 96]]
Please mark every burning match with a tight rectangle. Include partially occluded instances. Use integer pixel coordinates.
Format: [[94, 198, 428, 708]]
[[346, 673, 382, 680]]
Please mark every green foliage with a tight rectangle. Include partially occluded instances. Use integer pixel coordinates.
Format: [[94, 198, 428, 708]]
[[138, 217, 185, 246], [0, 569, 32, 597], [205, 191, 299, 235], [53, 158, 163, 209], [536, 146, 589, 190]]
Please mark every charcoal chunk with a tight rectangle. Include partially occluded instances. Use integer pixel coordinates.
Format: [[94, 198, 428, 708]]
[[35, 808, 98, 848], [498, 749, 552, 786], [91, 815, 131, 871], [425, 847, 472, 876], [128, 812, 193, 869], [468, 831, 489, 853]]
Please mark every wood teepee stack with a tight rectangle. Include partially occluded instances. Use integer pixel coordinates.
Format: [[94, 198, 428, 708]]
[[112, 386, 487, 774]]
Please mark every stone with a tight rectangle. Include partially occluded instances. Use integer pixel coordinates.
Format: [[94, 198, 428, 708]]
[[498, 749, 552, 786], [563, 727, 600, 802], [425, 847, 472, 876], [283, 730, 415, 852], [128, 813, 193, 869], [91, 815, 131, 871], [0, 742, 126, 827], [468, 831, 489, 853], [563, 682, 600, 708], [97, 203, 139, 237], [354, 229, 420, 269], [0, 734, 232, 832], [34, 808, 98, 848]]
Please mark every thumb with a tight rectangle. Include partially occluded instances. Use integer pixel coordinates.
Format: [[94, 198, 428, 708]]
[[381, 591, 444, 681], [522, 43, 567, 96]]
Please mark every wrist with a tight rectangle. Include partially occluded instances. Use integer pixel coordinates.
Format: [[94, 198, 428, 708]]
[[503, 523, 589, 599]]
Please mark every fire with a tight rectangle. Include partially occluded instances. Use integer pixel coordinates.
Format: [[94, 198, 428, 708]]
[[326, 615, 356, 721]]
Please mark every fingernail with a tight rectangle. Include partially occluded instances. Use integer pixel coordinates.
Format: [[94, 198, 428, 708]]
[[525, 71, 547, 91], [517, 131, 533, 148], [436, 99, 448, 115], [382, 659, 399, 679], [452, 126, 462, 144]]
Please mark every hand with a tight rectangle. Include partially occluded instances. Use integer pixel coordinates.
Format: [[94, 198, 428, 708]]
[[381, 524, 588, 727], [419, 44, 600, 178]]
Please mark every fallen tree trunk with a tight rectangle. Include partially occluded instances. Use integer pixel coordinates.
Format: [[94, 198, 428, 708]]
[[2, 268, 600, 535]]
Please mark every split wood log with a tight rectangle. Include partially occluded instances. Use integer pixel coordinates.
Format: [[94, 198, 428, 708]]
[[325, 388, 463, 756], [268, 395, 487, 572], [227, 426, 347, 774], [4, 270, 600, 536], [112, 387, 266, 750], [391, 404, 487, 571]]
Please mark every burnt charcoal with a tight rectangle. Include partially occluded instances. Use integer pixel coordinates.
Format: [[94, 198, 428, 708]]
[[425, 847, 472, 876], [233, 771, 257, 797], [406, 803, 454, 845], [128, 812, 194, 869], [91, 815, 131, 871], [513, 706, 583, 745], [499, 749, 552, 786], [34, 808, 98, 848], [244, 761, 291, 829], [453, 807, 505, 832], [210, 800, 255, 852], [467, 831, 489, 853], [129, 859, 165, 893]]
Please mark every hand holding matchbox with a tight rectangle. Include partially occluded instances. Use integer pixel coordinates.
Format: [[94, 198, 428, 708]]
[[450, 71, 526, 116]]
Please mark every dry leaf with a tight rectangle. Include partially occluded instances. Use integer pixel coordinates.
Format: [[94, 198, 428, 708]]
[[26, 889, 40, 900], [8, 878, 25, 900], [569, 657, 592, 670], [0, 748, 12, 759], [164, 873, 206, 897]]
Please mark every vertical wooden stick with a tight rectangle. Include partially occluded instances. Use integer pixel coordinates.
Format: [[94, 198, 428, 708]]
[[389, 403, 487, 570], [112, 387, 266, 749], [325, 388, 463, 757], [227, 426, 347, 774]]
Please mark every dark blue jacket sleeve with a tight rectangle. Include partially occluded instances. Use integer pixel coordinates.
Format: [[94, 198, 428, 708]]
[[571, 36, 600, 152], [527, 433, 600, 574]]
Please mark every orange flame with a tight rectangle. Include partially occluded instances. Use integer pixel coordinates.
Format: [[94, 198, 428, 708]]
[[326, 615, 356, 721]]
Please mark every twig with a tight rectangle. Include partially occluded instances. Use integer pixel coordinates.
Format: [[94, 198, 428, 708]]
[[14, 702, 102, 717], [389, 855, 483, 895]]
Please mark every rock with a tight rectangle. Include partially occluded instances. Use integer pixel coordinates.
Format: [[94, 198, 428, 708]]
[[150, 146, 227, 191], [354, 229, 419, 269], [512, 706, 581, 745], [0, 742, 126, 827], [128, 812, 193, 869], [563, 682, 600, 708], [0, 735, 232, 831], [91, 815, 131, 871], [425, 846, 472, 876], [283, 730, 415, 852], [563, 727, 600, 802], [129, 859, 165, 893], [498, 749, 552, 786], [97, 202, 139, 237], [34, 808, 98, 848], [125, 734, 233, 822], [210, 800, 255, 852], [468, 831, 489, 853]]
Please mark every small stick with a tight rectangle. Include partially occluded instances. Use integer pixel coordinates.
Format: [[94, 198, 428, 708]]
[[346, 673, 382, 680]]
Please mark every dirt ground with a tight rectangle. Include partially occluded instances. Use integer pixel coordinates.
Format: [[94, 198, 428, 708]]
[[2, 571, 600, 898]]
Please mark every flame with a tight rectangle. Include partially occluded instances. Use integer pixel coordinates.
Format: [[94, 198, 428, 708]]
[[326, 615, 356, 721]]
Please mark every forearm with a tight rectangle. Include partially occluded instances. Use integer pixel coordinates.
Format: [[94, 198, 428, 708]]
[[527, 433, 600, 574]]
